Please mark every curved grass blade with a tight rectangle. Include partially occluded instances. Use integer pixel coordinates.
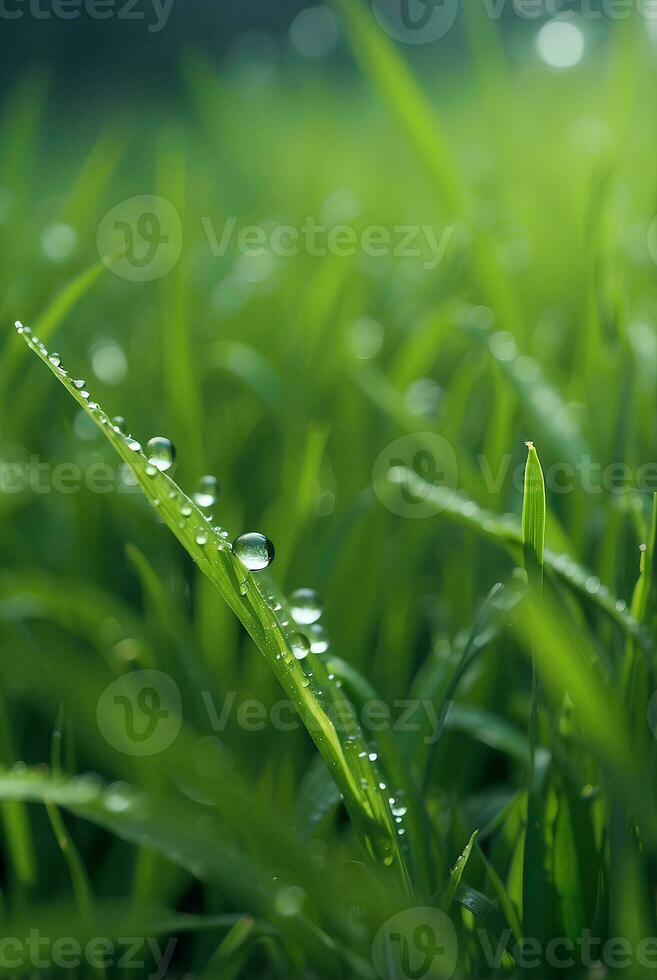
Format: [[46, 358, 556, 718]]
[[380, 467, 648, 649], [15, 322, 410, 892], [436, 830, 479, 912], [0, 767, 362, 978]]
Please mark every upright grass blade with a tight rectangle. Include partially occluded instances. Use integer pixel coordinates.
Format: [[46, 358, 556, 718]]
[[521, 442, 546, 590], [15, 322, 412, 895], [521, 441, 548, 956]]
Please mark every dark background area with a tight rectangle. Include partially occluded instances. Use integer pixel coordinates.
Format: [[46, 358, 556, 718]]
[[0, 0, 332, 97]]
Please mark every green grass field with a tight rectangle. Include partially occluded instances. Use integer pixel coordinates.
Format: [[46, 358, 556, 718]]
[[0, 3, 656, 977]]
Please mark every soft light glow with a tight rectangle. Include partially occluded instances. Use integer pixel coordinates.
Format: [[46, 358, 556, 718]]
[[536, 19, 584, 69]]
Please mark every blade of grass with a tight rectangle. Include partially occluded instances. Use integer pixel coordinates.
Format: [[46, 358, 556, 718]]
[[16, 322, 411, 894]]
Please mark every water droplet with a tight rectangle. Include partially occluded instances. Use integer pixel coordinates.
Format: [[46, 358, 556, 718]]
[[49, 352, 61, 367], [146, 436, 176, 472], [73, 379, 86, 389], [127, 439, 142, 453], [196, 532, 208, 546], [368, 752, 378, 762], [193, 475, 220, 509], [308, 622, 329, 654], [112, 416, 127, 433], [275, 885, 306, 917], [233, 532, 275, 571], [290, 632, 311, 660], [104, 781, 133, 813], [289, 587, 323, 625], [91, 340, 127, 385], [180, 503, 192, 518]]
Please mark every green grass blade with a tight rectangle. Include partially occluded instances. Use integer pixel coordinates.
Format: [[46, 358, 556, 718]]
[[522, 442, 546, 590], [16, 323, 410, 892]]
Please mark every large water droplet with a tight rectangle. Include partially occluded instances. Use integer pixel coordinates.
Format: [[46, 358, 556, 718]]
[[290, 632, 311, 660], [233, 532, 275, 571], [289, 587, 323, 625], [146, 437, 176, 472], [193, 475, 220, 509]]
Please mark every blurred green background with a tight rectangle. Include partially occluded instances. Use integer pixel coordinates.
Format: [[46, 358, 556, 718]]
[[0, 1, 657, 977]]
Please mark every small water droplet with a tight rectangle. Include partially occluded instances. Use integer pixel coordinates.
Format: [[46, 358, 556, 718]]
[[196, 532, 208, 546], [49, 352, 61, 367], [308, 622, 329, 654], [127, 439, 142, 453], [289, 587, 323, 625], [290, 632, 311, 660], [193, 474, 220, 509], [73, 379, 86, 389], [233, 532, 275, 571], [146, 436, 176, 472], [112, 416, 127, 433], [180, 503, 192, 517], [104, 781, 133, 813], [275, 885, 306, 916]]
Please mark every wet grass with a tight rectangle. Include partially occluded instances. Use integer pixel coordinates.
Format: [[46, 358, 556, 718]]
[[0, 4, 656, 977]]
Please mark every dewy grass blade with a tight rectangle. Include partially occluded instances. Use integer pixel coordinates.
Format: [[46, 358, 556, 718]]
[[16, 323, 412, 896], [389, 467, 647, 648]]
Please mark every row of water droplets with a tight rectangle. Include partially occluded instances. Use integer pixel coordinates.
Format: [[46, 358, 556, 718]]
[[17, 322, 408, 857], [16, 319, 332, 667]]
